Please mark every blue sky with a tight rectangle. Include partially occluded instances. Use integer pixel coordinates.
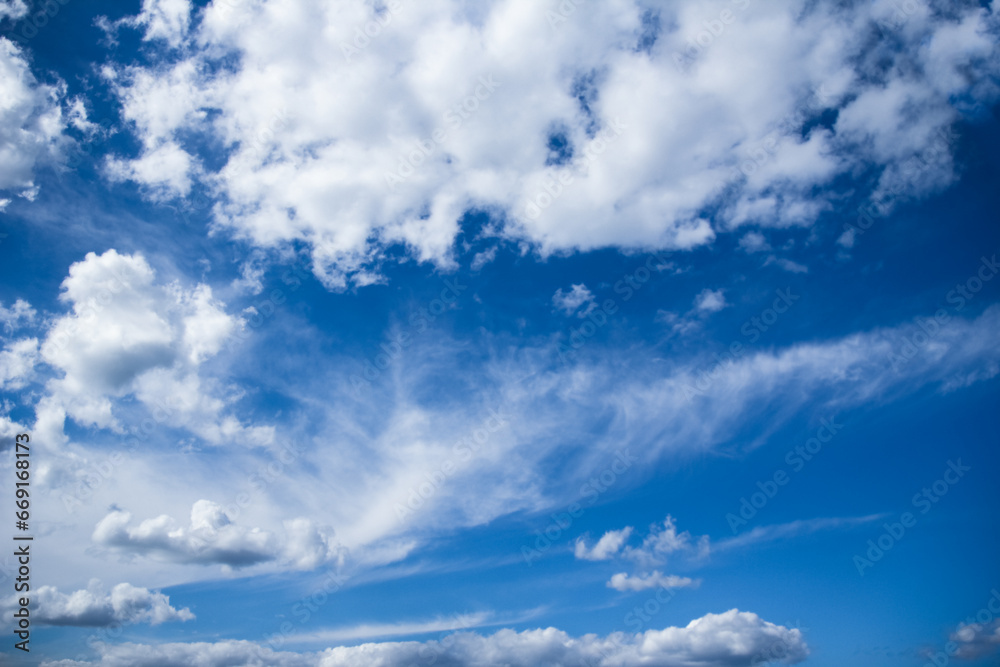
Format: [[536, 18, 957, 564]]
[[1, 0, 999, 665]]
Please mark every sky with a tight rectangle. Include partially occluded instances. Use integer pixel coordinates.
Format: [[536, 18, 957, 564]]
[[0, 0, 999, 665]]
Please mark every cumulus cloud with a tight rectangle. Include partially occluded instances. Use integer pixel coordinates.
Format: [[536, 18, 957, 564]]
[[92, 500, 343, 570], [553, 284, 597, 317], [36, 249, 271, 447], [102, 0, 1000, 287], [0, 36, 67, 197], [624, 516, 708, 567], [39, 610, 807, 667], [0, 337, 38, 389], [574, 527, 633, 561], [607, 571, 699, 592], [1, 580, 193, 627]]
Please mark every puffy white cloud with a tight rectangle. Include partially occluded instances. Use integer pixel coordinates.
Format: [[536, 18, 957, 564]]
[[607, 571, 699, 592], [103, 0, 1000, 287], [92, 500, 343, 570], [623, 516, 708, 567], [37, 249, 270, 446], [0, 580, 193, 627], [0, 36, 67, 197], [0, 337, 38, 389], [574, 526, 633, 561], [38, 610, 808, 666], [553, 283, 596, 317], [694, 289, 727, 314]]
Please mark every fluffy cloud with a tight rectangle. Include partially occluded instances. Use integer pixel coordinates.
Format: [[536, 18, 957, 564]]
[[39, 610, 807, 666], [607, 571, 699, 592], [0, 36, 66, 197], [624, 516, 708, 567], [1, 580, 193, 627], [694, 289, 727, 314], [92, 500, 343, 570], [0, 299, 36, 332], [553, 284, 597, 317], [36, 249, 271, 447], [574, 527, 633, 561], [0, 337, 38, 389], [102, 0, 1000, 287]]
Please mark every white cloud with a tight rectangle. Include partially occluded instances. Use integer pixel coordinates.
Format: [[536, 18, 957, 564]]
[[738, 231, 770, 253], [38, 609, 808, 666], [607, 571, 699, 592], [1, 580, 193, 627], [574, 527, 633, 561], [0, 37, 67, 197], [0, 1, 28, 20], [694, 288, 727, 314], [553, 283, 596, 317], [623, 515, 707, 567], [92, 500, 343, 571], [103, 0, 1000, 287], [0, 337, 38, 390], [0, 299, 36, 332], [36, 249, 270, 447]]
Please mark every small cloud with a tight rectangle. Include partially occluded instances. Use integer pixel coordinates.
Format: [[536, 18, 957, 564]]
[[764, 256, 809, 274], [607, 571, 700, 592], [574, 527, 633, 561], [0, 579, 193, 627], [739, 231, 771, 253], [471, 246, 498, 271], [694, 289, 727, 314], [837, 227, 857, 248], [553, 284, 596, 317]]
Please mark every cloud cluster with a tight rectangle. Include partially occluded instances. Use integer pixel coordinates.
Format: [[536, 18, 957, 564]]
[[92, 500, 343, 570], [40, 610, 807, 666], [35, 249, 271, 448], [102, 0, 1000, 287], [0, 36, 67, 200], [1, 580, 193, 627]]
